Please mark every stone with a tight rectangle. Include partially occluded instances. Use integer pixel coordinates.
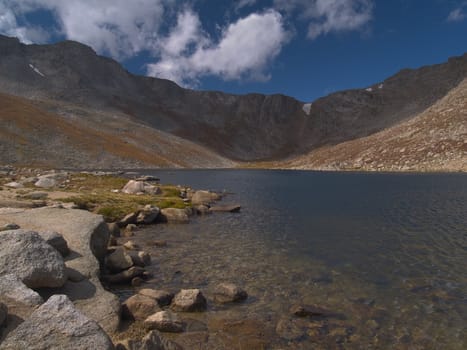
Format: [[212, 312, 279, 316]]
[[213, 283, 248, 303], [144, 310, 184, 333], [4, 182, 23, 189], [106, 248, 134, 272], [209, 205, 241, 213], [115, 330, 183, 350], [122, 180, 145, 194], [135, 175, 160, 182], [171, 289, 207, 312], [0, 274, 43, 307], [143, 185, 162, 195], [123, 240, 139, 250], [118, 212, 137, 227], [108, 235, 118, 246], [138, 289, 174, 307], [0, 302, 7, 328], [0, 207, 120, 334], [34, 177, 56, 188], [290, 304, 332, 318], [38, 230, 70, 256], [0, 230, 67, 288], [1, 223, 19, 231], [159, 208, 189, 224], [0, 294, 114, 350], [107, 222, 121, 237], [131, 277, 143, 287], [194, 205, 211, 215], [127, 250, 151, 267], [136, 205, 160, 224], [104, 266, 146, 284], [122, 294, 161, 321], [191, 190, 220, 205], [21, 191, 48, 200]]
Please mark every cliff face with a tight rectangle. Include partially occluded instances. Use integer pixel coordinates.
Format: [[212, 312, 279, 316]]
[[0, 34, 466, 169]]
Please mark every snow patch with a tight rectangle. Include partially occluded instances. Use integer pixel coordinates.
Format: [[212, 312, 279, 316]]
[[302, 103, 312, 115], [29, 64, 45, 77], [365, 87, 373, 92], [378, 84, 384, 89]]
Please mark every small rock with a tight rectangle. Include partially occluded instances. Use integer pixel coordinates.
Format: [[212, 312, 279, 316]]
[[34, 177, 56, 188], [123, 240, 139, 250], [1, 223, 20, 231], [38, 231, 70, 257], [191, 190, 220, 205], [138, 289, 174, 307], [290, 304, 332, 318], [275, 317, 308, 341], [4, 182, 23, 189], [131, 277, 143, 287], [209, 205, 241, 213], [0, 302, 7, 328], [136, 205, 160, 225], [159, 208, 189, 224], [118, 212, 137, 227], [127, 250, 151, 267], [115, 330, 183, 350], [144, 310, 184, 333], [21, 191, 48, 200], [122, 180, 145, 194], [106, 248, 134, 272], [194, 205, 211, 215], [107, 222, 121, 237], [122, 294, 161, 321], [214, 283, 248, 303], [171, 289, 207, 312], [104, 266, 146, 284], [148, 240, 167, 247]]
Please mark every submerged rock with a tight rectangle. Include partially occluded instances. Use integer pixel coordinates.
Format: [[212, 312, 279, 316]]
[[104, 266, 146, 284], [191, 190, 220, 205], [122, 294, 161, 321], [209, 205, 241, 213], [0, 294, 114, 350], [144, 310, 184, 333], [0, 230, 67, 288], [138, 289, 174, 307], [213, 283, 248, 303], [115, 330, 183, 350], [171, 289, 207, 312]]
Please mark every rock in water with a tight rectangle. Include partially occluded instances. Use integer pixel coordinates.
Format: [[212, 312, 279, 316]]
[[106, 248, 133, 272], [122, 294, 161, 321], [0, 230, 67, 288], [136, 205, 160, 224], [159, 208, 189, 224], [209, 205, 241, 213], [115, 330, 183, 350], [191, 190, 220, 205], [138, 289, 174, 307], [213, 283, 248, 303], [0, 294, 114, 350], [171, 289, 207, 312], [144, 310, 184, 333]]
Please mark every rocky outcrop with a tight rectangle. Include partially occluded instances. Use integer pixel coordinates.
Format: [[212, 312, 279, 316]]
[[0, 229, 67, 288], [0, 294, 114, 350], [171, 289, 207, 312], [0, 207, 120, 334]]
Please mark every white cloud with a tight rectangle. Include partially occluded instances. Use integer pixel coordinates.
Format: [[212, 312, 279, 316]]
[[0, 2, 49, 43], [147, 10, 288, 86], [235, 0, 258, 11], [447, 8, 466, 22], [275, 0, 373, 39]]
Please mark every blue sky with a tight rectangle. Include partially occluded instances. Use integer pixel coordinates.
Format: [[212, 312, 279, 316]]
[[0, 0, 466, 102]]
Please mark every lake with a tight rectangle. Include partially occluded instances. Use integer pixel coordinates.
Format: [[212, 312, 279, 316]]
[[122, 170, 467, 349]]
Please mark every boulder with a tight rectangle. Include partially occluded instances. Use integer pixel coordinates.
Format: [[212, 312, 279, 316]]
[[0, 230, 67, 288], [118, 212, 137, 227], [21, 191, 48, 200], [4, 182, 23, 189], [191, 190, 220, 205], [115, 330, 183, 350], [171, 289, 207, 312], [136, 205, 160, 224], [104, 266, 146, 284], [144, 310, 184, 333], [159, 208, 189, 224], [0, 207, 120, 334], [1, 223, 19, 231], [122, 294, 161, 321], [0, 294, 114, 350], [0, 274, 43, 307], [38, 230, 70, 256], [107, 222, 121, 237], [106, 248, 134, 272], [213, 283, 248, 303], [34, 177, 56, 188], [209, 205, 241, 213], [138, 289, 174, 307], [0, 302, 7, 328], [121, 180, 145, 194], [143, 185, 162, 195], [127, 250, 151, 267]]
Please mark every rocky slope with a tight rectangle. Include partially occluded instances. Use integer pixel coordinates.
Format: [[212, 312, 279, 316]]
[[0, 34, 466, 169], [275, 78, 467, 172]]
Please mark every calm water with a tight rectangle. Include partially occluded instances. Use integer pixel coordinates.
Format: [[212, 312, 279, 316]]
[[123, 170, 467, 349]]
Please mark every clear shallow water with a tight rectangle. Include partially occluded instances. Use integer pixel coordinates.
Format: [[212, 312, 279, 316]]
[[123, 170, 467, 349]]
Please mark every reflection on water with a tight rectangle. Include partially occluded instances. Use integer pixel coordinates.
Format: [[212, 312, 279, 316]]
[[121, 170, 467, 349]]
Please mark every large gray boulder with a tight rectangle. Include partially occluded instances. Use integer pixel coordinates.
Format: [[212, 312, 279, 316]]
[[0, 207, 120, 334], [0, 230, 67, 288], [0, 294, 114, 350], [0, 274, 43, 307]]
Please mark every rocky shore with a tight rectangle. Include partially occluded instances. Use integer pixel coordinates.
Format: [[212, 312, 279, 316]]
[[0, 166, 249, 349]]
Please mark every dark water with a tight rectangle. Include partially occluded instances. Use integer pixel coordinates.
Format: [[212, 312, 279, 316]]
[[125, 170, 467, 349]]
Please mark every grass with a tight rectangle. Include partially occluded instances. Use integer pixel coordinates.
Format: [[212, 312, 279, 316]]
[[58, 173, 189, 222]]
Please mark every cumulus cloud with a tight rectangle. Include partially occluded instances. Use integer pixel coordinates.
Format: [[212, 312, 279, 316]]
[[147, 10, 288, 86], [447, 7, 466, 22], [0, 2, 49, 43], [275, 0, 373, 39]]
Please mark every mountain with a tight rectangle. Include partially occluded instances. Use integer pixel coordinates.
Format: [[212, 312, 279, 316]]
[[0, 34, 465, 170]]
